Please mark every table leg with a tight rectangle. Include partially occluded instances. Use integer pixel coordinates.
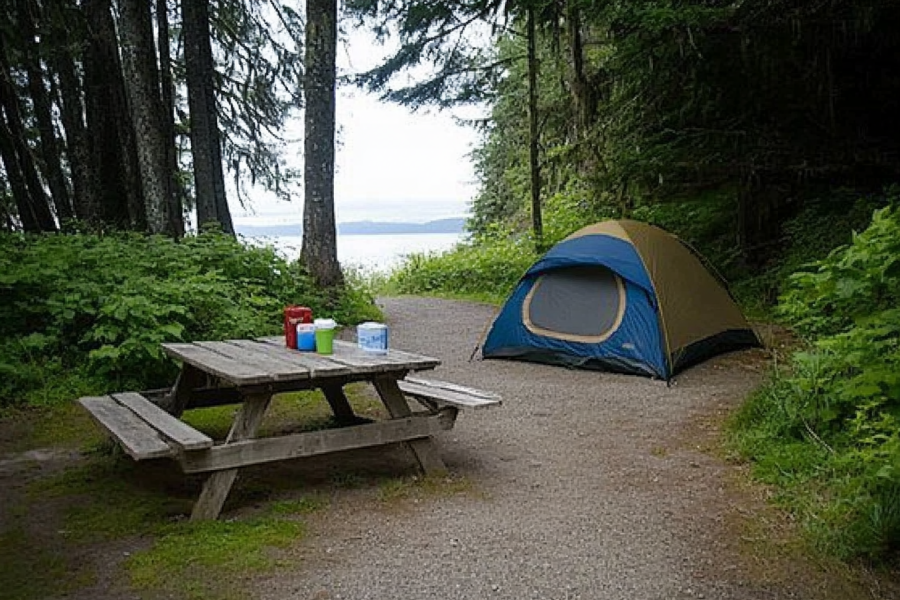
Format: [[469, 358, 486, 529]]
[[372, 375, 447, 475], [321, 384, 358, 424], [191, 392, 273, 521], [167, 363, 206, 417]]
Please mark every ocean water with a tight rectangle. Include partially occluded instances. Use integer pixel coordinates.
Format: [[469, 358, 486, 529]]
[[245, 232, 464, 273]]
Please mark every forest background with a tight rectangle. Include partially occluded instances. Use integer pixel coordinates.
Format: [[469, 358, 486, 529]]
[[2, 0, 900, 569]]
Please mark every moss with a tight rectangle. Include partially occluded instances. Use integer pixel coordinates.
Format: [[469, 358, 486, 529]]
[[0, 527, 92, 600], [126, 509, 308, 600]]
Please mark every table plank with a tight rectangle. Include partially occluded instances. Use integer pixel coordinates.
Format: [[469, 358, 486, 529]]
[[161, 343, 272, 385], [255, 337, 391, 374], [256, 336, 439, 373], [230, 339, 352, 378], [330, 340, 440, 372], [334, 340, 442, 369], [195, 341, 311, 381]]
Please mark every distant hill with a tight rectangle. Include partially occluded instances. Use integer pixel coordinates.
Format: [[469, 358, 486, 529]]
[[236, 217, 466, 237], [339, 218, 466, 235]]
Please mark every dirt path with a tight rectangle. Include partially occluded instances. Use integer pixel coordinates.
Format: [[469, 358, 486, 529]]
[[256, 296, 893, 600]]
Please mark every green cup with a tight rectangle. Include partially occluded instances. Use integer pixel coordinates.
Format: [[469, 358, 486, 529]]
[[314, 318, 336, 355]]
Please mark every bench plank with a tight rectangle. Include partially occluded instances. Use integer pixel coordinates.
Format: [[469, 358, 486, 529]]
[[404, 377, 501, 400], [78, 396, 174, 460], [399, 379, 502, 410], [113, 392, 213, 451]]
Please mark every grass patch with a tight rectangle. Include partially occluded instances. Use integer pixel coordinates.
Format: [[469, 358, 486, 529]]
[[23, 454, 326, 599], [127, 510, 308, 600], [377, 473, 474, 502], [0, 527, 93, 600], [28, 458, 193, 541], [727, 378, 900, 561], [0, 401, 104, 454], [180, 383, 386, 440], [2, 377, 408, 599]]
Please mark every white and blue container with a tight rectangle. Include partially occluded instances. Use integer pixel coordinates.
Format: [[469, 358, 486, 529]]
[[296, 323, 316, 351], [357, 322, 389, 354]]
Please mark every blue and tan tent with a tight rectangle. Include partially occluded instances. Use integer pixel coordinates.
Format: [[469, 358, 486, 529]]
[[481, 220, 759, 380]]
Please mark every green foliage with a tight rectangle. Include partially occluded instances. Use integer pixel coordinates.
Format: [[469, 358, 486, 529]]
[[730, 205, 900, 560], [127, 517, 305, 600], [390, 230, 538, 304], [780, 204, 900, 338], [0, 231, 381, 407]]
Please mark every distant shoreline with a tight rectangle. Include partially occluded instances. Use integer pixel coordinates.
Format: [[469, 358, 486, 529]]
[[236, 217, 466, 238]]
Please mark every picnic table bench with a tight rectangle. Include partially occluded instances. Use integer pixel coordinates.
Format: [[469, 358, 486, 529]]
[[78, 337, 500, 520]]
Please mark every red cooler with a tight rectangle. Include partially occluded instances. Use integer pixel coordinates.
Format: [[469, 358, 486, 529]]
[[283, 306, 313, 348]]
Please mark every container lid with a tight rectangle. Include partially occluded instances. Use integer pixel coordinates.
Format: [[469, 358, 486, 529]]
[[358, 321, 387, 330], [314, 318, 337, 328]]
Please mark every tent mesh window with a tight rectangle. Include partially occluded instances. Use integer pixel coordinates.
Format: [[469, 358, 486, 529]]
[[524, 266, 625, 341]]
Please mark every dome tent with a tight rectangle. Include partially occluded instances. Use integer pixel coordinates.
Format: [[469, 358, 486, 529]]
[[481, 220, 759, 380]]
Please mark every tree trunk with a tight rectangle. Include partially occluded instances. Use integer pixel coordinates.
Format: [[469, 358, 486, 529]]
[[51, 3, 99, 224], [116, 0, 172, 234], [83, 0, 146, 230], [566, 1, 594, 136], [157, 0, 184, 237], [0, 37, 57, 232], [18, 0, 74, 223], [0, 109, 40, 231], [300, 0, 343, 288], [526, 6, 543, 250], [182, 0, 233, 234]]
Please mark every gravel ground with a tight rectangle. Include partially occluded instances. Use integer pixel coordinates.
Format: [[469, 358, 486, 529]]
[[257, 296, 823, 600]]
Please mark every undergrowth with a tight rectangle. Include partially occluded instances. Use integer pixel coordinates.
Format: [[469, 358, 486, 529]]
[[729, 202, 900, 561], [0, 231, 381, 409]]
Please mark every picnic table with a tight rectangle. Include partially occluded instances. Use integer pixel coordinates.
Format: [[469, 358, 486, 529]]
[[78, 336, 501, 521]]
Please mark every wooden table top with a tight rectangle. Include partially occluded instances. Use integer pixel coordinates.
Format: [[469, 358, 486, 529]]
[[161, 337, 440, 387]]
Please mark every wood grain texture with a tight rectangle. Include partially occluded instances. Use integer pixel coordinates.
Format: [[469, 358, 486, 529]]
[[180, 414, 448, 473], [229, 339, 351, 378], [78, 396, 174, 460], [398, 379, 502, 410], [168, 363, 207, 416], [162, 342, 271, 385], [195, 341, 311, 381], [404, 376, 502, 400], [373, 375, 447, 475], [321, 384, 356, 421], [191, 392, 273, 520], [113, 392, 213, 450]]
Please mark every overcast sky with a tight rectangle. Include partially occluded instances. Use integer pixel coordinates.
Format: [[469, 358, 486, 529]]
[[230, 28, 484, 227]]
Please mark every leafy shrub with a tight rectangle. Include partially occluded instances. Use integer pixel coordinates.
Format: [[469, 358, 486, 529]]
[[730, 204, 900, 560], [390, 232, 538, 304], [780, 205, 900, 338], [0, 232, 381, 407]]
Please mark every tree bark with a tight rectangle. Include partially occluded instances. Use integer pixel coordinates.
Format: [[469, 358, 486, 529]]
[[18, 0, 74, 223], [566, 1, 594, 137], [526, 6, 543, 250], [83, 0, 146, 229], [301, 0, 343, 288], [157, 0, 184, 237], [0, 37, 57, 232], [182, 0, 233, 234], [116, 0, 172, 234], [0, 108, 40, 232], [51, 2, 99, 224]]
